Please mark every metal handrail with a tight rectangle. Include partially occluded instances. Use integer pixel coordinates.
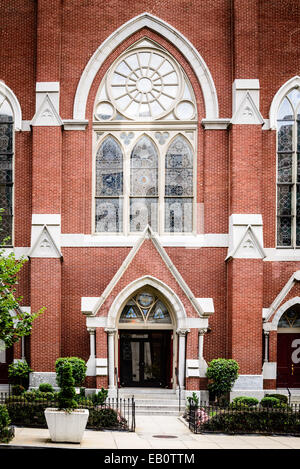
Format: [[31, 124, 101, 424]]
[[287, 387, 291, 405]]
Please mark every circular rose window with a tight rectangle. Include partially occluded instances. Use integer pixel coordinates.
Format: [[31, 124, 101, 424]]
[[108, 49, 182, 120]]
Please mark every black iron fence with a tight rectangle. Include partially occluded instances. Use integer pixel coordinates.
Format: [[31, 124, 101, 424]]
[[0, 392, 135, 432], [188, 401, 300, 435]]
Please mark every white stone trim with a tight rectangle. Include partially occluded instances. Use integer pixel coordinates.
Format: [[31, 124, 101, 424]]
[[232, 374, 263, 391], [0, 80, 22, 130], [263, 248, 300, 261], [269, 296, 300, 330], [73, 12, 219, 121], [269, 76, 300, 130], [82, 297, 101, 316], [29, 224, 62, 258], [201, 118, 230, 129], [60, 233, 228, 247], [231, 91, 264, 125], [263, 362, 277, 380], [232, 79, 260, 114], [63, 119, 89, 130], [264, 271, 300, 323], [95, 358, 108, 376], [226, 214, 265, 260], [31, 93, 62, 127]]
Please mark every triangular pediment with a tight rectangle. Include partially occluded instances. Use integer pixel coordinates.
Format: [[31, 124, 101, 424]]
[[231, 92, 264, 125], [226, 224, 266, 260], [91, 226, 211, 318], [31, 94, 63, 127], [28, 225, 62, 258]]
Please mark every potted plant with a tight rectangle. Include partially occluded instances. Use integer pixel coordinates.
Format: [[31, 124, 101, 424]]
[[44, 361, 89, 443]]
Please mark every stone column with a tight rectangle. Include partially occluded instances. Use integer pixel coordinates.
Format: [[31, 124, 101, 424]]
[[86, 328, 96, 376], [105, 328, 117, 389], [177, 328, 189, 389], [264, 331, 269, 363]]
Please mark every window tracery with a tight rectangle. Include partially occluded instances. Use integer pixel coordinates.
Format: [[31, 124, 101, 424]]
[[277, 88, 300, 247], [0, 95, 13, 244], [93, 41, 197, 235]]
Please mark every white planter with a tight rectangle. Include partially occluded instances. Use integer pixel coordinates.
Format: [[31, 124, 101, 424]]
[[44, 408, 89, 443]]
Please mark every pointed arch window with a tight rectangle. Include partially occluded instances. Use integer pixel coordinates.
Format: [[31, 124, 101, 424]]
[[93, 40, 197, 235], [0, 96, 14, 245], [95, 136, 123, 232], [277, 88, 300, 247], [119, 290, 172, 324]]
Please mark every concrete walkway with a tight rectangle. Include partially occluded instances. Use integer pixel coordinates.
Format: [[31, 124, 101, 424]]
[[2, 416, 300, 449]]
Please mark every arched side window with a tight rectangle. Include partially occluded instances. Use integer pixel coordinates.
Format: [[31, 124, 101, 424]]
[[93, 39, 197, 235], [0, 96, 14, 245], [95, 137, 123, 232], [277, 88, 300, 247]]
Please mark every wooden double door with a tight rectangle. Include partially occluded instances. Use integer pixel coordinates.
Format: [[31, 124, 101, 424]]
[[119, 330, 172, 388], [277, 333, 300, 388]]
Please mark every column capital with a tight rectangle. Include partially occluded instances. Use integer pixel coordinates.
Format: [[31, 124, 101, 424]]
[[105, 328, 117, 336], [176, 328, 190, 337], [198, 328, 208, 336], [87, 327, 96, 334]]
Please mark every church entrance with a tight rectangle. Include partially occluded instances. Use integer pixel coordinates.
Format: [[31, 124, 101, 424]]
[[277, 305, 300, 388], [277, 333, 300, 388], [117, 288, 174, 388], [119, 330, 172, 388]]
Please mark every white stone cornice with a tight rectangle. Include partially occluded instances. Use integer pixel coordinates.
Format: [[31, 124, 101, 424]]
[[201, 118, 230, 130]]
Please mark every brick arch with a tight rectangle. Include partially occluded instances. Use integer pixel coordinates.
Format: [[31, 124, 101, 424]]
[[73, 12, 219, 121]]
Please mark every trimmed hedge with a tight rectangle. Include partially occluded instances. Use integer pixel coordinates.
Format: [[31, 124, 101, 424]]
[[55, 357, 87, 387], [231, 396, 259, 408], [201, 408, 300, 434], [4, 397, 128, 430]]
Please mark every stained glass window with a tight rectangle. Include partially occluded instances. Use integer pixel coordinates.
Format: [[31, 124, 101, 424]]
[[95, 137, 123, 232], [119, 290, 172, 324], [165, 136, 193, 232], [277, 90, 300, 247], [0, 97, 14, 245], [94, 41, 197, 235], [278, 305, 300, 328]]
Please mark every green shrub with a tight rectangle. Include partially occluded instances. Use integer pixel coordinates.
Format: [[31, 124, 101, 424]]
[[265, 394, 288, 405], [0, 404, 13, 443], [8, 360, 32, 387], [206, 358, 239, 401], [90, 388, 108, 406], [39, 383, 54, 393], [231, 396, 259, 408], [11, 384, 25, 396], [55, 357, 87, 387], [88, 407, 126, 429], [202, 408, 300, 434], [57, 361, 77, 411], [260, 397, 281, 408]]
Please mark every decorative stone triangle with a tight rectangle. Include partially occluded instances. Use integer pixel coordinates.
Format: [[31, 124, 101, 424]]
[[231, 92, 264, 125], [28, 225, 62, 258], [226, 224, 266, 260], [31, 94, 63, 127], [88, 225, 213, 318]]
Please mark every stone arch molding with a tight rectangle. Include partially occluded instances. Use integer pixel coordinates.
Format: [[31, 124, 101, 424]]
[[271, 297, 300, 330], [0, 81, 22, 130], [73, 12, 219, 121], [106, 275, 188, 329], [269, 75, 300, 129]]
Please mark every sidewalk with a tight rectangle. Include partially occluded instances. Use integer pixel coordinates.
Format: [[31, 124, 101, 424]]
[[1, 416, 300, 449]]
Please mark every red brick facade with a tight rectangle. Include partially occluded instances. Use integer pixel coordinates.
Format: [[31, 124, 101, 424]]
[[1, 0, 300, 397]]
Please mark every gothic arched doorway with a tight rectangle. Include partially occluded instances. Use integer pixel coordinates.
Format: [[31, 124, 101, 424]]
[[118, 288, 174, 388], [277, 304, 300, 388]]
